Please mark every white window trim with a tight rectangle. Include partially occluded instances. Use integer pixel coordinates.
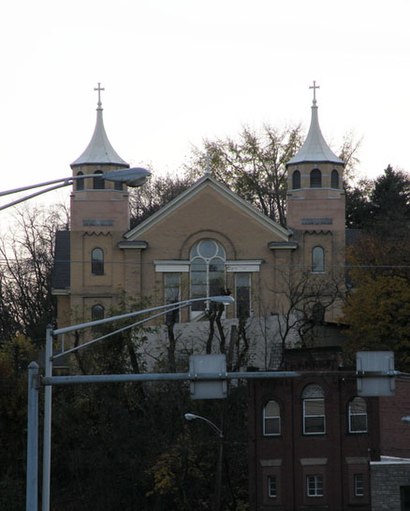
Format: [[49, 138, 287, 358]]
[[303, 398, 326, 435], [307, 475, 324, 497]]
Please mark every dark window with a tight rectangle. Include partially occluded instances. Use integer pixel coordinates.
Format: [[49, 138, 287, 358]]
[[164, 273, 181, 323], [114, 180, 123, 191], [331, 169, 339, 188], [310, 168, 322, 188], [307, 475, 324, 497], [91, 304, 105, 321], [268, 476, 277, 498], [91, 248, 104, 275], [263, 400, 281, 436], [76, 171, 84, 191], [292, 170, 301, 189], [93, 170, 104, 189], [354, 474, 364, 497], [348, 397, 368, 433], [303, 384, 325, 434], [312, 246, 325, 273], [235, 273, 251, 318]]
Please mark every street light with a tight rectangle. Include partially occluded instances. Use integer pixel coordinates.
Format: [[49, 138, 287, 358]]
[[185, 412, 224, 511], [37, 295, 234, 511], [0, 167, 151, 211]]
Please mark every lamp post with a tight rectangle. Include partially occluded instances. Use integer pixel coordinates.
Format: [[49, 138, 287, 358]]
[[0, 167, 151, 211], [185, 412, 224, 511], [39, 295, 234, 511]]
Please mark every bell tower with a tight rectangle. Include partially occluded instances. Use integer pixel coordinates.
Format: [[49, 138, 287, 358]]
[[286, 82, 346, 278]]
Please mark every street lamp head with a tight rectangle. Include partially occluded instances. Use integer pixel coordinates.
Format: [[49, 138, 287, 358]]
[[184, 413, 199, 422], [102, 167, 151, 187], [208, 295, 235, 306]]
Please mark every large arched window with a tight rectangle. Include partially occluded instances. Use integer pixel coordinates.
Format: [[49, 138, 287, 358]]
[[190, 239, 225, 312], [91, 248, 104, 275], [93, 170, 104, 189], [331, 169, 340, 189], [312, 246, 325, 273], [292, 170, 301, 190], [310, 168, 322, 188], [302, 384, 325, 434], [76, 171, 85, 191], [348, 397, 368, 433], [263, 400, 281, 436]]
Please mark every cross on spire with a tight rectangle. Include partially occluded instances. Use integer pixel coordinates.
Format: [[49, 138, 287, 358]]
[[94, 82, 105, 108], [309, 80, 320, 106]]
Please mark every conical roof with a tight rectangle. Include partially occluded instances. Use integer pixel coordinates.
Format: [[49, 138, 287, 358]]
[[287, 85, 344, 166], [71, 87, 128, 168]]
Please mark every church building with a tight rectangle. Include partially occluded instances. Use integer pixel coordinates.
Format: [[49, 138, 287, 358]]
[[52, 83, 346, 368]]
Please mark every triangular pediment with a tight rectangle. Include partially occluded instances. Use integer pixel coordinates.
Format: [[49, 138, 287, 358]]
[[125, 174, 291, 242]]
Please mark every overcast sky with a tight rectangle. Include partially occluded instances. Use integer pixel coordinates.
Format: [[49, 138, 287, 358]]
[[1, 0, 409, 209]]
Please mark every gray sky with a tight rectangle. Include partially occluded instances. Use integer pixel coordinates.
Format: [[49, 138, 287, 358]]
[[1, 0, 409, 208]]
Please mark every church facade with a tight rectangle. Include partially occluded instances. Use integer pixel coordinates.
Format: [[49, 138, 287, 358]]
[[52, 84, 346, 369]]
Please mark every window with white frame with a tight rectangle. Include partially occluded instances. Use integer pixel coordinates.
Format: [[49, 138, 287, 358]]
[[354, 473, 364, 497], [348, 397, 368, 433], [307, 475, 323, 497], [235, 273, 251, 318], [302, 384, 325, 434], [263, 400, 281, 436], [190, 240, 226, 312], [267, 476, 277, 498]]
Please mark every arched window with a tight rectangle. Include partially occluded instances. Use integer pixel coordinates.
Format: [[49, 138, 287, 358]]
[[348, 397, 368, 433], [292, 170, 301, 189], [76, 171, 85, 191], [91, 248, 104, 275], [310, 168, 322, 188], [302, 384, 325, 434], [93, 170, 104, 189], [331, 169, 339, 189], [91, 304, 105, 321], [263, 400, 281, 436], [190, 239, 225, 312], [312, 246, 325, 273]]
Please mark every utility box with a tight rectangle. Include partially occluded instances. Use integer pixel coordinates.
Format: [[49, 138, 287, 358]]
[[356, 351, 395, 396], [189, 354, 227, 400]]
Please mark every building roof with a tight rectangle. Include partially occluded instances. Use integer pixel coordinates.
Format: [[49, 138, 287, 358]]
[[71, 90, 129, 168], [287, 87, 344, 166]]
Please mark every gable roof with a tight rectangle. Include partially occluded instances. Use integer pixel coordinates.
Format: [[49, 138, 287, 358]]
[[125, 174, 291, 241]]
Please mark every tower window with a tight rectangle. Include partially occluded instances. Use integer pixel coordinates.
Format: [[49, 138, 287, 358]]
[[302, 384, 325, 434], [331, 169, 340, 188], [312, 246, 325, 273], [91, 248, 104, 275], [310, 168, 322, 188], [93, 170, 105, 189], [76, 171, 85, 191], [263, 400, 281, 436], [292, 170, 301, 189]]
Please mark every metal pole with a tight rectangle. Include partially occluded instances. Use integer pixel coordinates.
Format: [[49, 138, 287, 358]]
[[214, 433, 223, 511], [42, 327, 53, 511], [26, 362, 39, 511]]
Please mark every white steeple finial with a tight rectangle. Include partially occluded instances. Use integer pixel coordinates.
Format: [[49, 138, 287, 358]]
[[94, 82, 105, 109], [309, 80, 320, 106]]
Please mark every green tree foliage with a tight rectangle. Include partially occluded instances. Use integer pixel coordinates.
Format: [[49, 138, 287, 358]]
[[185, 124, 304, 227], [343, 166, 410, 369]]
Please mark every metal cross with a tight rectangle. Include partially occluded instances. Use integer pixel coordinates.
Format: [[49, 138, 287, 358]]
[[94, 82, 105, 108], [309, 80, 320, 105]]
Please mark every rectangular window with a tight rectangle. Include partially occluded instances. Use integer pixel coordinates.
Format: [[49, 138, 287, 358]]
[[354, 474, 364, 497], [303, 399, 325, 434], [164, 274, 181, 321], [307, 475, 323, 497], [235, 273, 251, 318], [268, 476, 277, 498]]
